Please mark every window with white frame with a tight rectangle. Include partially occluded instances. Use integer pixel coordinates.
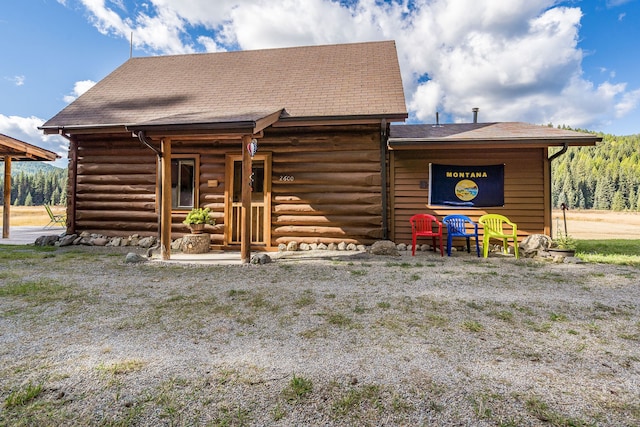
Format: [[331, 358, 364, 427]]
[[171, 158, 196, 209]]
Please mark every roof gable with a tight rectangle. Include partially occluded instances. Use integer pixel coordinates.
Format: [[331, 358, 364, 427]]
[[42, 41, 407, 133]]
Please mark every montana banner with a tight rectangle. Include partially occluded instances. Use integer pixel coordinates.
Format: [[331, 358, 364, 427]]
[[428, 164, 504, 207]]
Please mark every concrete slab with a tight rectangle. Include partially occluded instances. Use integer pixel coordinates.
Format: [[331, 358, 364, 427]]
[[0, 226, 65, 245]]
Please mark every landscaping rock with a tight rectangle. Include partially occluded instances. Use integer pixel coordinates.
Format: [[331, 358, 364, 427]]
[[35, 235, 59, 246], [519, 234, 552, 258], [370, 240, 400, 256], [124, 252, 147, 263], [58, 234, 77, 247], [250, 253, 272, 264], [171, 238, 183, 250], [138, 236, 156, 248], [92, 237, 108, 246]]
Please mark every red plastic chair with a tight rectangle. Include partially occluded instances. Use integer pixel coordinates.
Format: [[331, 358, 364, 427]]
[[409, 214, 444, 256]]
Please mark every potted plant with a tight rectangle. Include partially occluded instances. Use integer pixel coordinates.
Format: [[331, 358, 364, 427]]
[[183, 207, 215, 234], [549, 232, 577, 257]]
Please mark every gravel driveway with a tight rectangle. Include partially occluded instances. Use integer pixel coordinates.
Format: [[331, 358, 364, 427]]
[[1, 246, 639, 426]]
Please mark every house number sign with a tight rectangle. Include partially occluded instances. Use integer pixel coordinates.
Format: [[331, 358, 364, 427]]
[[279, 175, 295, 182]]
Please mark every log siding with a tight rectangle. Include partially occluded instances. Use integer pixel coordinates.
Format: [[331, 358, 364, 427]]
[[390, 147, 547, 244]]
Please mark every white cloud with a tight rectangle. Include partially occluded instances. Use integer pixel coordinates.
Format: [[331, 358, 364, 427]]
[[10, 75, 25, 86], [0, 114, 69, 163], [63, 0, 639, 131], [615, 88, 640, 118], [63, 80, 97, 104], [606, 0, 634, 7]]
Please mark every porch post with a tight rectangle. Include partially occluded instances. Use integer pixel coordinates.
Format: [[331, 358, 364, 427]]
[[161, 138, 172, 260], [241, 135, 253, 263], [2, 156, 10, 238]]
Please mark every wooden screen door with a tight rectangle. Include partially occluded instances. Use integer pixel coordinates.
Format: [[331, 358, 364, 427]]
[[226, 153, 271, 246]]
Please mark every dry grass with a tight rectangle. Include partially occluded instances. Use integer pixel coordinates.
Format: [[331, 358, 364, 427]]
[[0, 205, 65, 227]]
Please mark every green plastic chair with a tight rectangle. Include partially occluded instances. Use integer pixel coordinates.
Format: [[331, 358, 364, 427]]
[[44, 204, 66, 229], [478, 214, 519, 259]]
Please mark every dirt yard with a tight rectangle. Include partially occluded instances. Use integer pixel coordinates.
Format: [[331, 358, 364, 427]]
[[0, 245, 639, 426]]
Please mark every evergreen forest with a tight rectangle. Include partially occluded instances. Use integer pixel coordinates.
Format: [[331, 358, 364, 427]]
[[552, 131, 640, 211], [0, 163, 67, 206]]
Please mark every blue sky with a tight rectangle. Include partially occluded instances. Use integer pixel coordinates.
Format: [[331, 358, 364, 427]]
[[1, 0, 639, 166]]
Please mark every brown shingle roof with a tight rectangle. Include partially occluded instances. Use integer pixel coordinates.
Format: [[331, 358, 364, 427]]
[[42, 41, 407, 132], [389, 122, 602, 147]]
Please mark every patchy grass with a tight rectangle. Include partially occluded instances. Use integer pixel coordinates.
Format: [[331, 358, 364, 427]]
[[4, 382, 43, 408], [577, 239, 640, 266], [282, 374, 313, 403]]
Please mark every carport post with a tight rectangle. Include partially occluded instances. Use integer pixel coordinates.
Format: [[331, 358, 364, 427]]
[[2, 156, 10, 238]]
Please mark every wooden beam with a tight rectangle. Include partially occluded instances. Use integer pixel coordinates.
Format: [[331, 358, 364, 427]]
[[2, 156, 10, 239], [241, 135, 253, 263], [161, 138, 172, 260], [68, 136, 78, 235]]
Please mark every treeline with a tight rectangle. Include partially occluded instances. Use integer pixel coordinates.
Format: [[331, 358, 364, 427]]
[[0, 165, 67, 206], [552, 129, 640, 211]]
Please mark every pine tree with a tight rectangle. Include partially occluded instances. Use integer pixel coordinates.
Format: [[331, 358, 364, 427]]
[[611, 192, 625, 211]]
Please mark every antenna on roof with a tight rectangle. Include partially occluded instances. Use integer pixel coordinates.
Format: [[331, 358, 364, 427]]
[[129, 32, 133, 59]]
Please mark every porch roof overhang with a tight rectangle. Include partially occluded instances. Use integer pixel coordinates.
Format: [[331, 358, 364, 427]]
[[388, 122, 602, 150], [126, 109, 285, 138], [0, 133, 60, 161]]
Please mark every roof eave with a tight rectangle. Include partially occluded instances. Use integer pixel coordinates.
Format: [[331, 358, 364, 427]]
[[39, 124, 130, 136], [388, 136, 602, 150]]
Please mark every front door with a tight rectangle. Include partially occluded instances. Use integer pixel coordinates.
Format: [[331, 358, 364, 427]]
[[226, 153, 271, 246]]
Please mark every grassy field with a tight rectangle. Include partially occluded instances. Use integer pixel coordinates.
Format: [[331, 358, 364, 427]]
[[0, 205, 66, 227]]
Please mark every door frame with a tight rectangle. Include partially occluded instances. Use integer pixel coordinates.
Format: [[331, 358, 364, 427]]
[[224, 152, 272, 248]]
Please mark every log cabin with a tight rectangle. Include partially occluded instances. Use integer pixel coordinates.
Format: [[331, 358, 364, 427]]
[[40, 40, 601, 261]]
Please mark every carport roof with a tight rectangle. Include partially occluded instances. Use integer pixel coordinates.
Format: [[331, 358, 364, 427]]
[[0, 133, 59, 161]]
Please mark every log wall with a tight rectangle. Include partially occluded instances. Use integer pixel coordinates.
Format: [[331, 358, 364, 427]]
[[74, 136, 158, 236], [71, 125, 384, 246], [391, 148, 547, 244], [262, 125, 383, 245]]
